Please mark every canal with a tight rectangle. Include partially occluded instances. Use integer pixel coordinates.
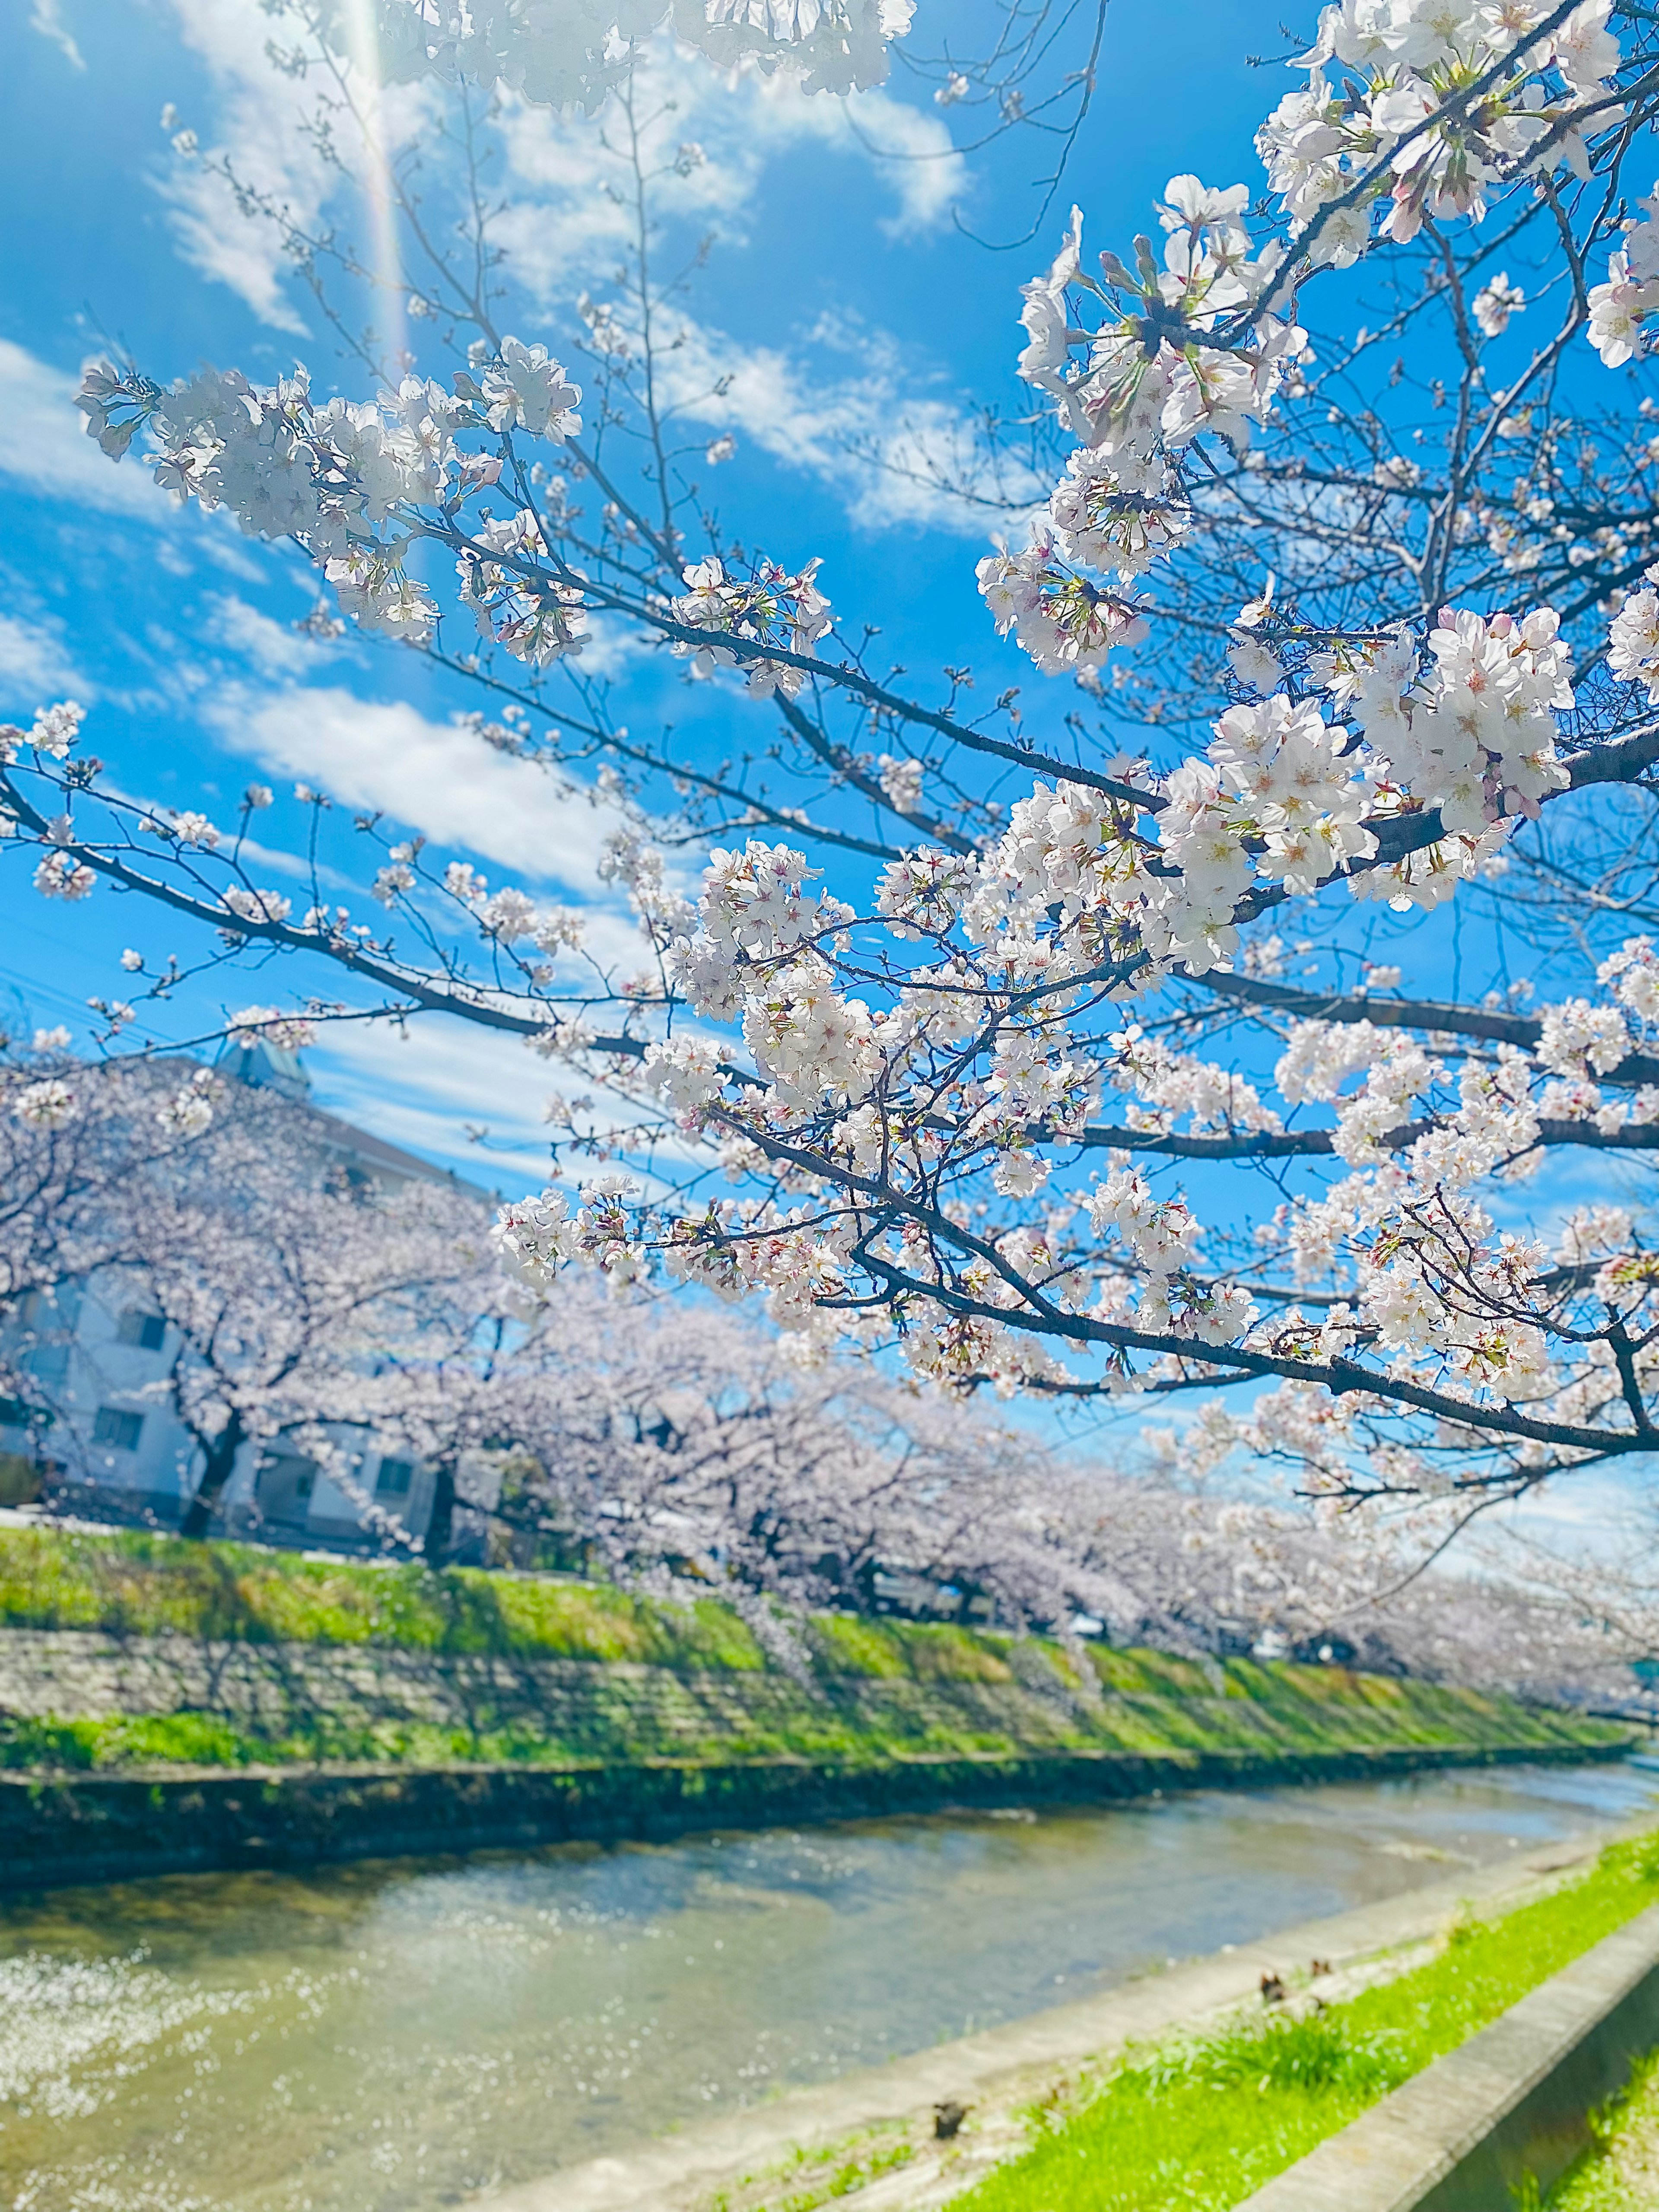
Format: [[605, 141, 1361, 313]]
[[3, 1755, 1656, 2211]]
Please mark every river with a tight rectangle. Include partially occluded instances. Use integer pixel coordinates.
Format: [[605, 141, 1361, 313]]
[[2, 1755, 1656, 2212]]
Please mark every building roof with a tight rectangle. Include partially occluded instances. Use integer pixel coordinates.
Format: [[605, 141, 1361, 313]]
[[210, 1041, 496, 1204]]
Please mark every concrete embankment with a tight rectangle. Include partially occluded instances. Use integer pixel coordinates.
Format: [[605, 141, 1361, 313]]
[[0, 1607, 1637, 1885], [0, 1734, 1637, 1890]]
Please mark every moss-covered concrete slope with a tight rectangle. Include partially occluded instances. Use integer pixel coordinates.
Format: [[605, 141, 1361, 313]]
[[0, 1527, 1629, 1775]]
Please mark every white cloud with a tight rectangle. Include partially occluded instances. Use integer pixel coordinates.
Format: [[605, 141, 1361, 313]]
[[487, 46, 1009, 537], [159, 0, 437, 334], [0, 340, 168, 518], [157, 0, 324, 331], [229, 833, 361, 894], [137, 8, 996, 536], [307, 986, 689, 1196], [199, 680, 626, 891], [0, 613, 87, 702], [209, 595, 336, 680], [757, 73, 966, 238], [29, 0, 84, 70]]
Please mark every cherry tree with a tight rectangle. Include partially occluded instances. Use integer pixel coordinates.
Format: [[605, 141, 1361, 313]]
[[474, 1288, 1133, 1622], [0, 1047, 222, 1425], [3, 1039, 1626, 1686], [9, 0, 1659, 1554]]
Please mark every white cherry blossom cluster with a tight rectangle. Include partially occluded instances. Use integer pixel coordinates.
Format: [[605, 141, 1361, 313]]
[[951, 604, 1565, 976], [492, 1177, 648, 1299], [492, 763, 1659, 1433], [156, 1069, 220, 1139], [12, 1079, 78, 1130], [0, 701, 83, 764], [77, 346, 583, 654], [1105, 1025, 1281, 1135], [227, 1006, 319, 1052], [316, 0, 913, 113], [1259, 0, 1623, 267], [1018, 190, 1297, 460], [976, 537, 1150, 675], [983, 12, 1628, 680], [1376, 607, 1573, 829], [1608, 567, 1659, 697], [221, 886, 294, 929], [457, 509, 589, 668], [670, 839, 855, 1022], [668, 557, 833, 699], [984, 186, 1303, 672], [34, 852, 96, 902]]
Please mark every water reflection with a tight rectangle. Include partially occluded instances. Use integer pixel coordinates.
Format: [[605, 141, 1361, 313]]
[[2, 1756, 1656, 2211]]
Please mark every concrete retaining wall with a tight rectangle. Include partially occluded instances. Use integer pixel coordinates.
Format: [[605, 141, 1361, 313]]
[[1238, 1901, 1659, 2211], [0, 1627, 1624, 1767], [0, 1737, 1633, 1892]]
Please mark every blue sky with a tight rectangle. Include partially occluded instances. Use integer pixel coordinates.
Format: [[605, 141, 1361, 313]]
[[0, 0, 1297, 1179]]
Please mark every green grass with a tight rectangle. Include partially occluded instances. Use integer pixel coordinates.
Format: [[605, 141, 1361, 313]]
[[0, 1527, 1631, 1776], [1545, 2050, 1659, 2207], [0, 1526, 769, 1666], [947, 1832, 1659, 2212]]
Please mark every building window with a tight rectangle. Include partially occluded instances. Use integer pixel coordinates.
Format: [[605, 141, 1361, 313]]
[[375, 1457, 414, 1497], [117, 1310, 167, 1351], [258, 1453, 317, 1521], [92, 1407, 144, 1451]]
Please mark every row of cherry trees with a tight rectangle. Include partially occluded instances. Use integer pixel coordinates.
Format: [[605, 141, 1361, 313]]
[[0, 1046, 1636, 1696]]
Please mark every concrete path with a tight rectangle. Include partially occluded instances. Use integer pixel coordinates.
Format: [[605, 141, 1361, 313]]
[[477, 1827, 1633, 2212]]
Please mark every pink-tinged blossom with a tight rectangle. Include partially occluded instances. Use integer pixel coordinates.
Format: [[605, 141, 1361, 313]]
[[227, 1006, 318, 1052], [34, 852, 95, 901]]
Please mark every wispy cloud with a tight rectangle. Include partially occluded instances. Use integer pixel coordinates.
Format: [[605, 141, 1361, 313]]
[[648, 306, 1037, 536], [156, 0, 426, 333], [149, 6, 995, 535], [208, 594, 338, 680], [306, 1015, 563, 1189], [494, 41, 964, 292], [0, 611, 88, 702], [29, 0, 84, 70]]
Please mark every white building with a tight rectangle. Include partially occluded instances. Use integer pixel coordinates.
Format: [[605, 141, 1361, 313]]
[[0, 1042, 492, 1553]]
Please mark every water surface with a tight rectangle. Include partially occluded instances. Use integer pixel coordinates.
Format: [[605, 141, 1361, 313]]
[[3, 1755, 1656, 2211]]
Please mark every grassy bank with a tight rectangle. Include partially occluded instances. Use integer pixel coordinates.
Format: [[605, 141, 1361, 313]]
[[0, 1524, 766, 1663], [941, 1833, 1659, 2212], [0, 1528, 1631, 1776]]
